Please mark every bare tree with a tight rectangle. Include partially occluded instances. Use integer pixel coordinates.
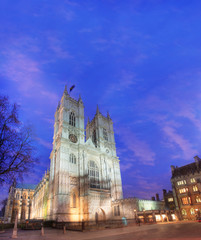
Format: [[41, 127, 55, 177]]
[[0, 96, 37, 185], [0, 198, 7, 217]]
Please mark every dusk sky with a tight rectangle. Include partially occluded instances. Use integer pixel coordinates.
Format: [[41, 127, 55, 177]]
[[1, 0, 201, 204]]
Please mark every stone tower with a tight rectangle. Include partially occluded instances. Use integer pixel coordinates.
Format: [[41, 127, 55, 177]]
[[47, 86, 123, 222], [47, 86, 85, 221]]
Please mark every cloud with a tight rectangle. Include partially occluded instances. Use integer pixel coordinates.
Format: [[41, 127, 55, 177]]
[[79, 28, 92, 33], [162, 122, 197, 160], [1, 49, 59, 103], [61, 9, 75, 21], [102, 70, 138, 101], [120, 162, 133, 172], [117, 127, 156, 166], [1, 50, 41, 95], [47, 36, 73, 59], [35, 137, 52, 150]]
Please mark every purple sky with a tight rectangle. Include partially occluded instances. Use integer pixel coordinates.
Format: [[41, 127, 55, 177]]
[[1, 0, 201, 204]]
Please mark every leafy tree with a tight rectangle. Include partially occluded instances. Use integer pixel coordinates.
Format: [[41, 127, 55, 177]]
[[0, 96, 37, 185]]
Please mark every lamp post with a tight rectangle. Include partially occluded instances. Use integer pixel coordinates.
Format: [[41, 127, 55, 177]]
[[143, 209, 146, 223], [134, 209, 137, 223]]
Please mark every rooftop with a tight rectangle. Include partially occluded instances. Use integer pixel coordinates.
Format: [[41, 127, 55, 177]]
[[16, 183, 37, 190], [171, 156, 201, 178]]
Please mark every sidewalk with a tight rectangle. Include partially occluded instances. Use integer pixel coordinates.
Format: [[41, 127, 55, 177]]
[[0, 221, 199, 240]]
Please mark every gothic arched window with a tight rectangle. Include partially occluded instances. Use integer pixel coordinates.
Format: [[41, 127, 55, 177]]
[[92, 130, 97, 147], [73, 193, 76, 208], [103, 128, 108, 141], [69, 112, 75, 127], [69, 153, 76, 164], [88, 161, 99, 188], [181, 209, 187, 215]]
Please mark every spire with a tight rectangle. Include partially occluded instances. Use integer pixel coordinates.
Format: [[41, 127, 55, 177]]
[[96, 105, 100, 115], [78, 94, 83, 104], [63, 85, 68, 96], [107, 111, 111, 119]]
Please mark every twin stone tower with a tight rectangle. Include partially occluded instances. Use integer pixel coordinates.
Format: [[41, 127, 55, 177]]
[[32, 86, 123, 222]]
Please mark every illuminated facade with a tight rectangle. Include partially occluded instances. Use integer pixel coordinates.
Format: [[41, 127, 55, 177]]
[[111, 197, 178, 222], [171, 156, 201, 220], [45, 86, 123, 221], [31, 171, 49, 219], [4, 184, 36, 223]]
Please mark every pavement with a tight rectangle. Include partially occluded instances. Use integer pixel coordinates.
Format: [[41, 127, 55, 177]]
[[0, 221, 201, 240]]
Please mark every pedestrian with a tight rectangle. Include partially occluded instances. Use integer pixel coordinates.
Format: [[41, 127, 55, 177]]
[[137, 218, 140, 226]]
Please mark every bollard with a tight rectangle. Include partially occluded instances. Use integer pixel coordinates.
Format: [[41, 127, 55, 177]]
[[82, 219, 85, 232], [63, 224, 66, 234], [12, 215, 18, 239], [41, 222, 44, 236]]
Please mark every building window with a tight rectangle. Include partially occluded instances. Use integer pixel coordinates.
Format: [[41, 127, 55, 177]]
[[181, 197, 191, 205], [177, 180, 186, 186], [88, 160, 99, 188], [168, 198, 174, 202], [69, 153, 76, 164], [114, 205, 120, 216], [182, 209, 187, 216], [69, 112, 75, 127], [179, 188, 189, 194], [103, 128, 108, 141], [73, 193, 76, 208], [193, 185, 198, 192], [196, 196, 201, 203], [190, 208, 195, 215], [92, 130, 97, 147], [191, 178, 196, 183]]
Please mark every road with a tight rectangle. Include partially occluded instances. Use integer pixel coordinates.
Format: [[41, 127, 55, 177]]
[[0, 221, 201, 240]]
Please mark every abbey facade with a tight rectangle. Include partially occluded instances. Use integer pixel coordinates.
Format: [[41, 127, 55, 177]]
[[5, 86, 173, 224], [30, 86, 123, 222]]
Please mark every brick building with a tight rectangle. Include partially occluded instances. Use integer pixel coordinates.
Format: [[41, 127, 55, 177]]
[[171, 156, 201, 220]]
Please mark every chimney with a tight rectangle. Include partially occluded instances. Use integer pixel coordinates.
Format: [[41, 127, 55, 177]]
[[163, 189, 167, 197], [171, 165, 175, 174], [156, 193, 160, 201], [194, 156, 200, 168], [151, 196, 155, 201]]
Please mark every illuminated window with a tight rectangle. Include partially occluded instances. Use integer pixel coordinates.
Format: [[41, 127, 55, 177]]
[[179, 188, 189, 194], [181, 197, 191, 205], [190, 208, 195, 215], [182, 209, 187, 215], [196, 196, 201, 203], [189, 197, 192, 204], [193, 185, 198, 192], [168, 198, 174, 202], [191, 178, 196, 183], [177, 180, 186, 186], [103, 128, 108, 141], [88, 160, 99, 188], [69, 153, 76, 164], [114, 205, 120, 216], [69, 112, 75, 127], [16, 193, 19, 200]]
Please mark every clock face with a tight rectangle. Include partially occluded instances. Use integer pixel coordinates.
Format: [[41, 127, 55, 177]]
[[69, 134, 77, 143]]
